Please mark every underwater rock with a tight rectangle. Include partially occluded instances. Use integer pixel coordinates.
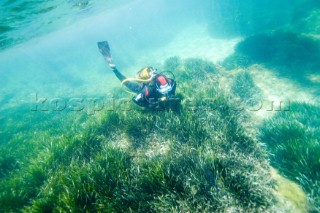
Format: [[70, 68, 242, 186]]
[[208, 0, 319, 38], [225, 31, 320, 88], [236, 32, 320, 68], [293, 8, 320, 35]]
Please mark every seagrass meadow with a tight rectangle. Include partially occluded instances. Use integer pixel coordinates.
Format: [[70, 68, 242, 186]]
[[0, 57, 313, 212], [1, 0, 320, 212]]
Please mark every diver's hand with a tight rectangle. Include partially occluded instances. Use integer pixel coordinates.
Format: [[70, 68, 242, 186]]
[[132, 93, 144, 106]]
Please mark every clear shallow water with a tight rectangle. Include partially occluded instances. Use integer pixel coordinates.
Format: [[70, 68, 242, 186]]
[[0, 0, 320, 211], [0, 0, 211, 108], [0, 0, 214, 160], [0, 0, 135, 50]]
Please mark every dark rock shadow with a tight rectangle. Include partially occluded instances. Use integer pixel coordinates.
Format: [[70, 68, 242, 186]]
[[223, 31, 320, 94]]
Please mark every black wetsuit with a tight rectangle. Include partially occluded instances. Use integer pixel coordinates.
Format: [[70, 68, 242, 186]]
[[111, 66, 176, 108]]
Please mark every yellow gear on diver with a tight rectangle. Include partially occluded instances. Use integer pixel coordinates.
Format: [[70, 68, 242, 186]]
[[136, 67, 154, 79], [121, 77, 152, 94], [120, 67, 155, 95]]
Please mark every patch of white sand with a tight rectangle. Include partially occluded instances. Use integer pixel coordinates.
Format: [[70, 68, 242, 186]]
[[135, 24, 241, 66], [248, 65, 317, 120]]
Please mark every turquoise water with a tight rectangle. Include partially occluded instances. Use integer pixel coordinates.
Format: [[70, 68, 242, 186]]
[[0, 0, 210, 108], [0, 0, 320, 212]]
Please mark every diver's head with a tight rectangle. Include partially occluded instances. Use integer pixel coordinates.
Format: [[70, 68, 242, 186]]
[[136, 67, 157, 79]]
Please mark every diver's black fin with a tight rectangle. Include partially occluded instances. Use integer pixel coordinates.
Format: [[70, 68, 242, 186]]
[[97, 41, 111, 57]]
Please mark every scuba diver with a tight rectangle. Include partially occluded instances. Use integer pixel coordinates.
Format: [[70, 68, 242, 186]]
[[97, 41, 177, 109]]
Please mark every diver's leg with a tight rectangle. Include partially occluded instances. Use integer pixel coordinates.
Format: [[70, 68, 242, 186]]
[[111, 66, 126, 81], [111, 67, 143, 93], [97, 41, 142, 93]]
